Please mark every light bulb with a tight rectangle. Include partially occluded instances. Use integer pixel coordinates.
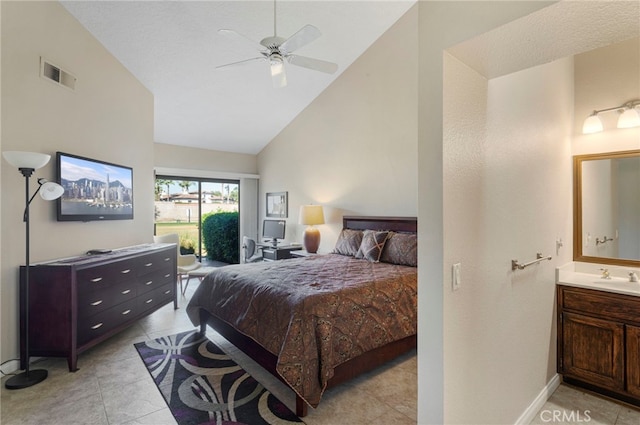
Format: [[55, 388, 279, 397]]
[[582, 114, 603, 134], [617, 108, 640, 129]]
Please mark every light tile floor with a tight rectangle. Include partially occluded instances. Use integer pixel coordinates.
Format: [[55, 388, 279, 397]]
[[0, 276, 416, 425], [6, 273, 634, 425], [530, 384, 640, 425]]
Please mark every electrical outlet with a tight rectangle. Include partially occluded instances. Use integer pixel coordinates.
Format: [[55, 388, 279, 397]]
[[452, 263, 461, 291]]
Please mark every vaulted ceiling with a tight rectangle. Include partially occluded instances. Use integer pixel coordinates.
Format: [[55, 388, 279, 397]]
[[61, 1, 415, 155]]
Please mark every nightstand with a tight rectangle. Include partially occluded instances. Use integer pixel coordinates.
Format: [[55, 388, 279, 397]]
[[259, 245, 303, 261], [290, 250, 315, 258]]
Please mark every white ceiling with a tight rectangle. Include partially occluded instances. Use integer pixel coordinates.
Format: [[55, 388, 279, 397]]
[[61, 1, 415, 155]]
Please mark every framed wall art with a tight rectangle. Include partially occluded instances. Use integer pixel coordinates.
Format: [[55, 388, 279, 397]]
[[266, 191, 288, 218]]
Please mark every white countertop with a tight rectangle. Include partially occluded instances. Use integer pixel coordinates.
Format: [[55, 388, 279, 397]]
[[557, 262, 640, 297]]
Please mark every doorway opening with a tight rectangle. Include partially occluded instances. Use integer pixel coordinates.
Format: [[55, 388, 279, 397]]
[[154, 176, 240, 265]]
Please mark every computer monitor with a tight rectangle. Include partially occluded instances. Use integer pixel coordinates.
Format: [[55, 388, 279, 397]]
[[263, 219, 286, 246]]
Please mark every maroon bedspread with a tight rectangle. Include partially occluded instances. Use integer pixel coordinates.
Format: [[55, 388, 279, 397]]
[[185, 253, 417, 408]]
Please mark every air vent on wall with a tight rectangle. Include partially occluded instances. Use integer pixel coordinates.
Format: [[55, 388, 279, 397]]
[[40, 57, 76, 91]]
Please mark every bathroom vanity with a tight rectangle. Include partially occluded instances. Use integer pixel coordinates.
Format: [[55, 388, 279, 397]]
[[557, 263, 640, 405]]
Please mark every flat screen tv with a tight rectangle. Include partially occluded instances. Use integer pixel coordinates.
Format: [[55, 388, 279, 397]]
[[56, 152, 133, 221], [263, 219, 286, 246]]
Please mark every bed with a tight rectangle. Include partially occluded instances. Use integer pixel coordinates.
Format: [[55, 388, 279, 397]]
[[186, 216, 417, 417]]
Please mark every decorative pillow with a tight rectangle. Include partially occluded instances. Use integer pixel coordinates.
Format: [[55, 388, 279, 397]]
[[380, 232, 417, 267], [355, 230, 390, 262], [332, 229, 364, 257]]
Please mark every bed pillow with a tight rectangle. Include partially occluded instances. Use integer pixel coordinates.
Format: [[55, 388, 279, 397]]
[[332, 229, 364, 257], [355, 230, 390, 262], [380, 231, 417, 267]]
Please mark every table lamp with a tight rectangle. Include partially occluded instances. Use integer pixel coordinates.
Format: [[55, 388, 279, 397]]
[[299, 205, 324, 253]]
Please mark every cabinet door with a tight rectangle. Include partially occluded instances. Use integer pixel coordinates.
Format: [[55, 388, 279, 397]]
[[562, 312, 624, 391], [627, 325, 640, 397]]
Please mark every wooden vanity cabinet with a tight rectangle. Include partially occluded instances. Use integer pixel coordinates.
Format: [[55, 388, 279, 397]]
[[20, 244, 177, 372], [558, 285, 640, 405], [627, 325, 640, 397]]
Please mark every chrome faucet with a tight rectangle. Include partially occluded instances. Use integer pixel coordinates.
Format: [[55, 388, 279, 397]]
[[600, 268, 611, 279]]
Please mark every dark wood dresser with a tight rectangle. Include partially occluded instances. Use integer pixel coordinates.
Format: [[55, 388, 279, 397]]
[[20, 243, 177, 371], [557, 284, 640, 405]]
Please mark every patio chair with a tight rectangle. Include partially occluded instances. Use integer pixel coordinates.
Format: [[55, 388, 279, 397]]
[[153, 233, 201, 295]]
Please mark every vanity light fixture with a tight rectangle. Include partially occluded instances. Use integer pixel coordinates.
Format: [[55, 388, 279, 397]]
[[582, 99, 640, 134]]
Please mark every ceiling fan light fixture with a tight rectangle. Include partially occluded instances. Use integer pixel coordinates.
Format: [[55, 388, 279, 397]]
[[270, 53, 287, 88], [270, 53, 284, 76]]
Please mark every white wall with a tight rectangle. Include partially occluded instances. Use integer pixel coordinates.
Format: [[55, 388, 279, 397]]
[[573, 37, 640, 155], [154, 143, 257, 176], [443, 53, 574, 424], [419, 3, 639, 423], [257, 5, 418, 253], [417, 2, 556, 423], [1, 1, 154, 366]]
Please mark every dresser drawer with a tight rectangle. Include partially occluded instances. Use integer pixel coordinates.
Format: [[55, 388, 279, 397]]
[[138, 283, 174, 313], [78, 298, 138, 345], [77, 259, 138, 295], [78, 279, 138, 320], [137, 268, 174, 295], [137, 250, 174, 276]]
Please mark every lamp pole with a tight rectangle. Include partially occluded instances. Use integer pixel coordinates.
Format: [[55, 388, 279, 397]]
[[5, 167, 48, 389]]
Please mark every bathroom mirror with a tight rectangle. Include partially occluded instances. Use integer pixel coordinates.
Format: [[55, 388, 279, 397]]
[[574, 149, 640, 267]]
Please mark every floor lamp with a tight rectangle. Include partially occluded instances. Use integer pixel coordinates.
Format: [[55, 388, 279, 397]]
[[3, 151, 64, 390]]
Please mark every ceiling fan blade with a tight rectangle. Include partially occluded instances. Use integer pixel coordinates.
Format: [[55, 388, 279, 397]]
[[287, 55, 338, 74], [218, 29, 266, 52], [279, 24, 322, 54], [216, 57, 266, 70]]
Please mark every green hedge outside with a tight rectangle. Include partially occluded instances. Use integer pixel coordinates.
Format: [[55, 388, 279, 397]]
[[202, 211, 239, 264]]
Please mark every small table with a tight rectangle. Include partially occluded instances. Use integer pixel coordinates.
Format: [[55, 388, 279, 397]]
[[290, 250, 315, 258], [184, 266, 217, 294]]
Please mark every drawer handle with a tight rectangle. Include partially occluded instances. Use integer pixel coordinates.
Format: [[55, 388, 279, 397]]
[[145, 281, 153, 286], [91, 323, 103, 330], [164, 257, 170, 262], [145, 262, 153, 267], [120, 269, 131, 274], [164, 274, 171, 278], [90, 277, 103, 283], [121, 289, 131, 295], [145, 298, 153, 304], [121, 309, 131, 315], [164, 290, 171, 295], [90, 300, 103, 306]]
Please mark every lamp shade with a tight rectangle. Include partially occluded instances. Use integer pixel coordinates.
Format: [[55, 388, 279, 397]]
[[617, 108, 640, 129], [40, 181, 64, 201], [299, 205, 324, 226], [2, 151, 51, 170], [582, 115, 603, 134]]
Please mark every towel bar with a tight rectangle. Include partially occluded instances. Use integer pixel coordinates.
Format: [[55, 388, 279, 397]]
[[512, 253, 552, 271]]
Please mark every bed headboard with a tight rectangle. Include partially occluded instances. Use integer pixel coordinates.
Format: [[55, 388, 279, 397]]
[[343, 216, 417, 233]]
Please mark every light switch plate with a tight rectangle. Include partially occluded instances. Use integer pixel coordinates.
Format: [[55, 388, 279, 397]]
[[452, 263, 461, 291]]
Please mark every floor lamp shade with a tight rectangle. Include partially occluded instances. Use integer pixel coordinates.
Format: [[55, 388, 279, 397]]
[[299, 205, 324, 254], [2, 151, 60, 390], [2, 151, 51, 171]]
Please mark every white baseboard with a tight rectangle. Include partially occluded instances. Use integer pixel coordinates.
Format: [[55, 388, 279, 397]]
[[515, 374, 561, 425]]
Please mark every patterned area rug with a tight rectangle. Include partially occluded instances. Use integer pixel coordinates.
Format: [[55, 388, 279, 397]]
[[135, 330, 304, 425]]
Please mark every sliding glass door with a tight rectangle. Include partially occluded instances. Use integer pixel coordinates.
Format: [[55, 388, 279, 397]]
[[154, 176, 239, 264]]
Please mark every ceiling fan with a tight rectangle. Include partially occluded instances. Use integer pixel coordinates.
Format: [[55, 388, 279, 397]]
[[216, 1, 338, 88]]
